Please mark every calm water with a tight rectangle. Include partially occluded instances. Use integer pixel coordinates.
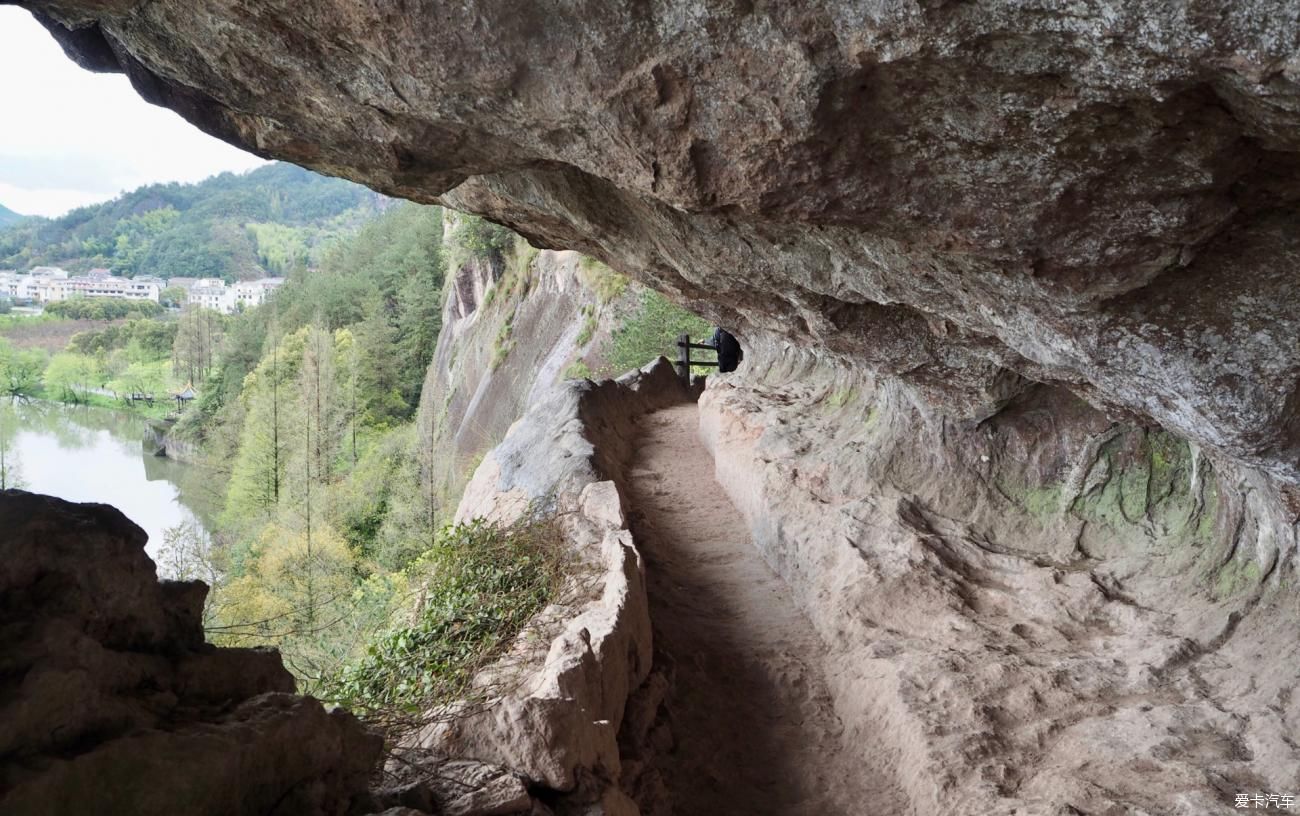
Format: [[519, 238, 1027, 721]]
[[2, 401, 216, 576]]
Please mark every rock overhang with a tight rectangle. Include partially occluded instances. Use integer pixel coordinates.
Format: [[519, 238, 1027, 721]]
[[16, 0, 1300, 481]]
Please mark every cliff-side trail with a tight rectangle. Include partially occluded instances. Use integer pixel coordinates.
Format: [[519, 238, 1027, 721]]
[[624, 404, 904, 815]]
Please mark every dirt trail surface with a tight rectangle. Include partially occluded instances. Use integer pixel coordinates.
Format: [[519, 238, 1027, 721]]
[[624, 404, 904, 815]]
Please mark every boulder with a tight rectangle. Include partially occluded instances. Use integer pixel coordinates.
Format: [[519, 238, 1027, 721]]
[[0, 491, 382, 816]]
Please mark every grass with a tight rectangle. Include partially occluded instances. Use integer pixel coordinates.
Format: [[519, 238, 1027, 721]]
[[578, 255, 628, 304], [321, 513, 572, 730], [606, 287, 711, 375], [575, 304, 597, 347], [490, 310, 516, 371], [0, 314, 119, 354], [563, 359, 593, 380], [30, 385, 178, 420]]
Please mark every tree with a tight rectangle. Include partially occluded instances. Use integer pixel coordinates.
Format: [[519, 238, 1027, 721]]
[[108, 360, 168, 398], [45, 298, 162, 320], [354, 305, 406, 424], [172, 307, 225, 385], [292, 325, 344, 568], [211, 520, 359, 682], [0, 400, 24, 489], [0, 341, 45, 398], [156, 521, 221, 623], [44, 353, 100, 402], [159, 286, 188, 308], [395, 243, 444, 408], [226, 328, 303, 522]]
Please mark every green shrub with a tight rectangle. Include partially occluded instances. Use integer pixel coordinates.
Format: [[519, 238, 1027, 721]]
[[563, 359, 592, 380], [45, 298, 162, 320], [448, 214, 513, 265], [490, 311, 515, 370], [575, 307, 598, 347], [322, 514, 571, 729]]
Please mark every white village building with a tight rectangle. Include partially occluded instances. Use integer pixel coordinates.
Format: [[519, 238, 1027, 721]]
[[186, 277, 284, 314], [0, 266, 163, 305]]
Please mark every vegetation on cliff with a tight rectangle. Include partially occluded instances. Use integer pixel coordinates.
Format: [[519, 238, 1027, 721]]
[[0, 186, 712, 723], [163, 202, 572, 716]]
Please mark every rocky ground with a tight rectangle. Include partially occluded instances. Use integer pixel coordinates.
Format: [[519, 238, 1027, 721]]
[[0, 491, 380, 816], [624, 404, 904, 815]]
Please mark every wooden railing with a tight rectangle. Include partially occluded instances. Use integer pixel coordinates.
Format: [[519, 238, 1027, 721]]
[[675, 333, 718, 383]]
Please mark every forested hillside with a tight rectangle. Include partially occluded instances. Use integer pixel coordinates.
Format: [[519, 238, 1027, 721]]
[[0, 203, 22, 227], [165, 200, 460, 696], [0, 163, 384, 279], [0, 182, 715, 732]]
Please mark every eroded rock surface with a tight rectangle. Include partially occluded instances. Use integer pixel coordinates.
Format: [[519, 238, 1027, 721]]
[[17, 0, 1300, 481], [699, 346, 1300, 814], [430, 360, 693, 811], [0, 490, 381, 816]]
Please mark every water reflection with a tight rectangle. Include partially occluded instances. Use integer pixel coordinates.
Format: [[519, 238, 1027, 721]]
[[1, 399, 215, 577]]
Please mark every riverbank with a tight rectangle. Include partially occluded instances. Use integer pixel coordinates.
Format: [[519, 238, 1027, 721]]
[[29, 387, 180, 421], [0, 399, 215, 568]]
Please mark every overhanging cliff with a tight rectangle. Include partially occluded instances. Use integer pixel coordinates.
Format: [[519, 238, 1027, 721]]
[[16, 0, 1300, 483]]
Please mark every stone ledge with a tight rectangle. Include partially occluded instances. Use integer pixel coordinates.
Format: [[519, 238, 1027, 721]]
[[423, 358, 693, 813]]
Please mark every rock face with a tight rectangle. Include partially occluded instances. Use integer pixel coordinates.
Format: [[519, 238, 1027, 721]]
[[0, 490, 381, 816], [433, 359, 695, 811], [417, 241, 598, 503], [17, 0, 1300, 483], [12, 2, 1300, 813], [699, 348, 1300, 814]]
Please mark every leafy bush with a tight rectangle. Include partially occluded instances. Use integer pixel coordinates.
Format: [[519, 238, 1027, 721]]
[[563, 359, 593, 380], [323, 514, 570, 728], [577, 256, 628, 304], [45, 298, 162, 320], [67, 317, 176, 356], [0, 339, 46, 397]]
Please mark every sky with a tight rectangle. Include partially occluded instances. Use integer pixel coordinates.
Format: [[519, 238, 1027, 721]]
[[0, 7, 267, 218]]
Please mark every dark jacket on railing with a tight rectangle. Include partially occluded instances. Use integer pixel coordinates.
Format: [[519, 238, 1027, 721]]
[[710, 328, 743, 373]]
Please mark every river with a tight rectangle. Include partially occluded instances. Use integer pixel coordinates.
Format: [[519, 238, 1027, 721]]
[[1, 400, 217, 578]]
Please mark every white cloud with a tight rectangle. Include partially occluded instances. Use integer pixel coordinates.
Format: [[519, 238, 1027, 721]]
[[0, 180, 106, 217], [0, 7, 267, 218]]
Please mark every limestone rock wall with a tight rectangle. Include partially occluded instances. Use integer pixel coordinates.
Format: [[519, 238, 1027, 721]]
[[417, 247, 609, 504]]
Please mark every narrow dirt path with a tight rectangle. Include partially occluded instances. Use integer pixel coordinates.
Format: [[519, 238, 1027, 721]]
[[624, 404, 904, 816]]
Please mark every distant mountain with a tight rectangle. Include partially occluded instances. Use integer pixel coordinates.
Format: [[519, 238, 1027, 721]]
[[0, 163, 388, 281], [0, 203, 23, 228]]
